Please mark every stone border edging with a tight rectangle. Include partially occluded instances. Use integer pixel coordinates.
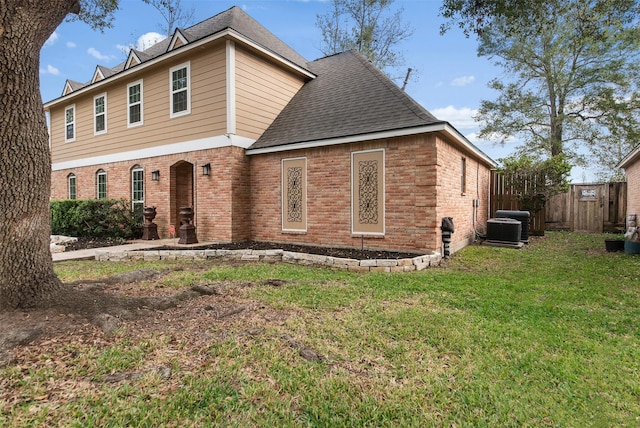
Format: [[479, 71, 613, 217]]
[[94, 248, 441, 272]]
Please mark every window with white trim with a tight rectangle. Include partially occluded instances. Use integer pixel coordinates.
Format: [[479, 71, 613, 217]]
[[131, 165, 144, 222], [96, 169, 107, 199], [170, 62, 190, 117], [65, 105, 75, 142], [94, 93, 107, 135], [68, 173, 77, 199], [127, 80, 143, 127]]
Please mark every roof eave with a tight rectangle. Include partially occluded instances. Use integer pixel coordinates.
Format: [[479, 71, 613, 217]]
[[43, 29, 314, 110], [617, 144, 640, 169], [246, 122, 497, 168]]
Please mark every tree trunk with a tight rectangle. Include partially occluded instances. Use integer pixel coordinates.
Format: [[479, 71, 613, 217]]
[[0, 0, 78, 309]]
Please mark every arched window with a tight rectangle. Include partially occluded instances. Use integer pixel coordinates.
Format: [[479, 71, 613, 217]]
[[68, 173, 77, 200], [96, 169, 107, 199]]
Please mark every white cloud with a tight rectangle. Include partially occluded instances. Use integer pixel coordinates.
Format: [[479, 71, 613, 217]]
[[432, 105, 480, 130], [135, 32, 166, 51], [66, 41, 77, 48], [45, 31, 58, 46], [87, 47, 113, 62], [40, 64, 60, 75], [450, 75, 475, 87]]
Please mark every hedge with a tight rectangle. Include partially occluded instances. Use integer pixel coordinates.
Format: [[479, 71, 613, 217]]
[[51, 199, 142, 239]]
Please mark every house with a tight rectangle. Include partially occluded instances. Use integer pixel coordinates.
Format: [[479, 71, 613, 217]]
[[618, 143, 640, 231], [45, 6, 496, 256]]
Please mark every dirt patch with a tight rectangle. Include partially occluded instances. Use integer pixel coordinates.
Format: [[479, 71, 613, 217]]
[[1, 268, 234, 363]]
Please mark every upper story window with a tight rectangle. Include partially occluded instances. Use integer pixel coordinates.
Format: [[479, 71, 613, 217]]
[[65, 105, 75, 142], [94, 93, 107, 135], [96, 169, 107, 199], [127, 80, 143, 127], [68, 173, 77, 199], [170, 62, 190, 118]]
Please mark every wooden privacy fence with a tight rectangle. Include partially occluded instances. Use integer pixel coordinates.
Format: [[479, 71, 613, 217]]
[[491, 171, 627, 235], [490, 172, 546, 235], [545, 182, 627, 233]]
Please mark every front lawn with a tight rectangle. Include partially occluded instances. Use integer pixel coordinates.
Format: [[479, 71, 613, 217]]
[[2, 232, 639, 426]]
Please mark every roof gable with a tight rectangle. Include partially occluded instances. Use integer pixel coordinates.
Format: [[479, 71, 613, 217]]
[[250, 51, 442, 150], [62, 80, 86, 96]]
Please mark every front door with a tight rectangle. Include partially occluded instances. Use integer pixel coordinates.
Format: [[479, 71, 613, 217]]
[[170, 161, 194, 237]]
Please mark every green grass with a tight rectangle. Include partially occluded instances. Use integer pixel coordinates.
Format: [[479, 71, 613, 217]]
[[2, 232, 639, 426]]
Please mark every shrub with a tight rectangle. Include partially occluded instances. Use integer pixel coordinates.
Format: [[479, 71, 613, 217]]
[[51, 199, 142, 239]]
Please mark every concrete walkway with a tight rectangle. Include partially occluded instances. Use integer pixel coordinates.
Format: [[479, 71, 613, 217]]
[[51, 239, 210, 262]]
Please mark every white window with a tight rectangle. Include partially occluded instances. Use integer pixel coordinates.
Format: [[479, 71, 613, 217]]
[[94, 93, 107, 135], [127, 80, 143, 127], [96, 169, 107, 199], [68, 173, 77, 199], [65, 105, 75, 142], [170, 62, 190, 118], [131, 165, 144, 222]]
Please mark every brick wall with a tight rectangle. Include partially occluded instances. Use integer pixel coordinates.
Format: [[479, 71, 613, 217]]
[[434, 136, 492, 253], [50, 133, 492, 252], [626, 158, 640, 221], [50, 146, 250, 242], [249, 134, 493, 253]]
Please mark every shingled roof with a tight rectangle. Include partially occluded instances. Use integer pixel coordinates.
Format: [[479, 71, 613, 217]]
[[139, 6, 308, 68], [249, 51, 445, 151], [50, 6, 308, 101]]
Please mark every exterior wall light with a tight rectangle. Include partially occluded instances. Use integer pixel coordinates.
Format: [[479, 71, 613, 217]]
[[151, 170, 160, 181], [202, 163, 211, 176]]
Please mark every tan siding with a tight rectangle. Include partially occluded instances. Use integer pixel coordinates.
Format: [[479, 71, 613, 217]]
[[235, 46, 306, 139], [51, 41, 227, 164]]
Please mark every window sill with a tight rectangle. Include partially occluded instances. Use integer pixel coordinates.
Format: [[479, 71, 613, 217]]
[[282, 230, 306, 235]]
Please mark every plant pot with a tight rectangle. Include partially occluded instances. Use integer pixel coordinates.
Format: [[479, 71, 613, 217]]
[[605, 239, 625, 252], [624, 240, 640, 255]]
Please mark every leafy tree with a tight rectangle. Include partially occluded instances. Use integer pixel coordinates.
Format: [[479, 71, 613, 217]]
[[441, 0, 640, 180], [316, 0, 413, 74], [1, 0, 217, 318], [0, 0, 121, 309], [439, 0, 547, 37]]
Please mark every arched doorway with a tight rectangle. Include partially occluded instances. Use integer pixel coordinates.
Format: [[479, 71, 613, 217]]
[[170, 161, 194, 236]]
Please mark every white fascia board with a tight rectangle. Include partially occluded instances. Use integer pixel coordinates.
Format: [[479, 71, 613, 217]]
[[440, 122, 498, 168], [246, 123, 497, 168], [51, 134, 255, 171], [225, 29, 315, 79], [617, 143, 640, 169], [44, 30, 314, 110]]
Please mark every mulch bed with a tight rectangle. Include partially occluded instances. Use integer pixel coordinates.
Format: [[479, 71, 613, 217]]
[[154, 241, 424, 260], [66, 237, 425, 260]]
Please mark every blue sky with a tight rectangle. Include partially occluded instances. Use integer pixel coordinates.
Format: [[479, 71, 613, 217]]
[[37, 0, 595, 181]]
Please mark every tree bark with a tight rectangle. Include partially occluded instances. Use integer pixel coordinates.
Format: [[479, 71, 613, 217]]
[[0, 0, 78, 309]]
